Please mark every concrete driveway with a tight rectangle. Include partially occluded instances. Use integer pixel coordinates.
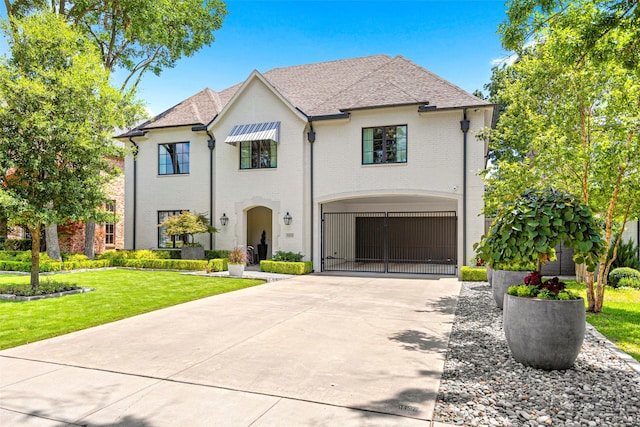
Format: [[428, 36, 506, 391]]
[[0, 274, 460, 426]]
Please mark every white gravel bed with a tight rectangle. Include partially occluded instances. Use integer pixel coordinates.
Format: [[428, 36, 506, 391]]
[[433, 281, 640, 427]]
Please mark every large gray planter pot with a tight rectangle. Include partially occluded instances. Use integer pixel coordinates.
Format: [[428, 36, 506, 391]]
[[503, 294, 585, 370], [181, 246, 205, 260], [492, 270, 527, 309], [228, 263, 245, 278]]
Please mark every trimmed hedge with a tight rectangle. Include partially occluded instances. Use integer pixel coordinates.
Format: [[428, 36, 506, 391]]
[[111, 258, 208, 271], [0, 260, 111, 272], [206, 258, 228, 272], [609, 267, 640, 288], [206, 250, 231, 260], [461, 266, 488, 281], [618, 277, 640, 289], [260, 260, 313, 275]]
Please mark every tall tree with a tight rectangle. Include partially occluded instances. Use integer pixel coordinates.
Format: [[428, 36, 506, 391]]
[[485, 1, 640, 312], [3, 0, 226, 257], [0, 13, 142, 289]]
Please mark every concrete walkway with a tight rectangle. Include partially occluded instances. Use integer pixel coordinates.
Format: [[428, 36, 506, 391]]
[[0, 274, 460, 426]]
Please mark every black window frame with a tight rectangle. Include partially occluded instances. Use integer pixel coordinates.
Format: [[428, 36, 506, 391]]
[[239, 140, 277, 170], [361, 124, 408, 165], [158, 210, 188, 248], [159, 142, 190, 175]]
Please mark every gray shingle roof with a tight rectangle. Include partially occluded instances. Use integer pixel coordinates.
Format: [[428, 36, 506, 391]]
[[119, 55, 490, 136]]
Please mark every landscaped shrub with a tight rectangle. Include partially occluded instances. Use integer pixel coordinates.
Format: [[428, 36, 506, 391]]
[[58, 260, 111, 271], [461, 266, 488, 281], [0, 261, 31, 272], [151, 250, 178, 259], [1, 239, 31, 251], [113, 258, 208, 271], [0, 280, 80, 297], [609, 267, 640, 288], [206, 258, 228, 272], [607, 238, 640, 270], [62, 253, 89, 262], [0, 251, 19, 261], [260, 260, 312, 275], [271, 251, 304, 262], [98, 250, 168, 261], [205, 250, 231, 260], [618, 277, 640, 289]]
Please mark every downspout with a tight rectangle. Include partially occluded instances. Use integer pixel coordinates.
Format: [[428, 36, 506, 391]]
[[128, 137, 139, 250], [192, 125, 216, 249], [307, 119, 316, 270], [207, 131, 215, 250], [460, 109, 470, 269]]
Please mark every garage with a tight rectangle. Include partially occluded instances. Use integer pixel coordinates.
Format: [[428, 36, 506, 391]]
[[321, 211, 457, 275]]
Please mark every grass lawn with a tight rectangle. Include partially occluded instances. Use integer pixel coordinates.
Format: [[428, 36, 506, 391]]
[[0, 269, 264, 350], [566, 282, 640, 362]]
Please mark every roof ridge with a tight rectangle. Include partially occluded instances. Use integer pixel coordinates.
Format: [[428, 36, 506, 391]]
[[266, 54, 391, 74], [306, 54, 395, 112]]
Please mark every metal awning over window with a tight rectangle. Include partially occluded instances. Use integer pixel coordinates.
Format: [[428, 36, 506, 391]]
[[224, 121, 280, 145]]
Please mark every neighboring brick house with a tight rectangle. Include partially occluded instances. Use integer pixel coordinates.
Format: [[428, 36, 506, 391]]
[[118, 54, 496, 277], [3, 156, 125, 255]]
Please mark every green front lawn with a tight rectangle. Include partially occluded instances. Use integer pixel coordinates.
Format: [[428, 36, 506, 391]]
[[567, 282, 640, 362], [0, 270, 263, 350]]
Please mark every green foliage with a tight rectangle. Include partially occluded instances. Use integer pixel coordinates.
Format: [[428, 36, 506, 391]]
[[98, 250, 165, 260], [0, 239, 31, 251], [206, 258, 228, 272], [260, 260, 313, 275], [62, 254, 89, 262], [461, 266, 488, 282], [609, 267, 640, 288], [158, 211, 217, 245], [0, 259, 110, 272], [618, 277, 640, 289], [111, 259, 207, 271], [205, 250, 230, 260], [0, 280, 79, 296], [157, 250, 181, 259], [475, 188, 603, 271], [607, 238, 640, 270], [272, 251, 304, 262], [508, 283, 579, 300]]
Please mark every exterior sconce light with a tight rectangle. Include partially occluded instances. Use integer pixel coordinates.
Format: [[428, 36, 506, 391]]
[[283, 212, 292, 225], [220, 213, 229, 226]]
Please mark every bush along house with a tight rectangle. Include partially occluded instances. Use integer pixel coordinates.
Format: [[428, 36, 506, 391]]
[[117, 55, 496, 277]]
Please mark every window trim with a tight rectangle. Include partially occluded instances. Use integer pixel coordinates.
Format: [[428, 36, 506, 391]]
[[239, 139, 278, 170], [158, 142, 190, 175], [157, 210, 189, 248], [361, 124, 408, 165]]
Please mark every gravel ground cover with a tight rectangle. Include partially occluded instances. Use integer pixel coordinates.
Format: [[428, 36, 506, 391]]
[[433, 281, 640, 427]]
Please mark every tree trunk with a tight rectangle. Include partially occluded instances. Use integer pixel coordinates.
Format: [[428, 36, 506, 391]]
[[45, 223, 62, 261], [30, 224, 41, 292], [585, 270, 596, 312], [84, 220, 96, 260]]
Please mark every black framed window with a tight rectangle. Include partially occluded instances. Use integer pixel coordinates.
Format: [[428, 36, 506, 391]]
[[158, 210, 188, 248], [105, 200, 116, 246], [362, 125, 407, 164], [240, 140, 277, 169], [159, 142, 190, 175]]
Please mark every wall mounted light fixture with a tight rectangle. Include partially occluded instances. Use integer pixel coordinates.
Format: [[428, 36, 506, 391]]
[[220, 213, 229, 226], [283, 212, 292, 225]]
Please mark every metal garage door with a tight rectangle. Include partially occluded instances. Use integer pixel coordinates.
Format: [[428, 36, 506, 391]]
[[322, 211, 457, 275]]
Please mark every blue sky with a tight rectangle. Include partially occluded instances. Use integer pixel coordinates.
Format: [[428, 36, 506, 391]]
[[130, 0, 510, 116]]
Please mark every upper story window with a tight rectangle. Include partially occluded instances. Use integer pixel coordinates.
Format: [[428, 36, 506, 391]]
[[159, 142, 190, 175], [362, 125, 407, 164], [240, 140, 277, 169]]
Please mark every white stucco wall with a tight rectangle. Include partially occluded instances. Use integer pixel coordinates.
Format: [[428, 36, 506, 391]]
[[124, 126, 212, 249], [210, 77, 309, 258]]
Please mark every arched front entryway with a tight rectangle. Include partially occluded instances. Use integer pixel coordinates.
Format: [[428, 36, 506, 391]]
[[246, 206, 272, 261]]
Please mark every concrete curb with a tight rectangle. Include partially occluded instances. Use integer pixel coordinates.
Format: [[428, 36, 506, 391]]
[[585, 323, 640, 374]]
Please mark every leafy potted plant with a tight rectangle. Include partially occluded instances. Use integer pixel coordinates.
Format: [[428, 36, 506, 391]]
[[227, 247, 248, 277], [475, 188, 603, 370], [158, 211, 218, 260], [504, 272, 584, 370]]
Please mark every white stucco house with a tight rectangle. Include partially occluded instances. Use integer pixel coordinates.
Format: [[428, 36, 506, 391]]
[[117, 55, 496, 276]]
